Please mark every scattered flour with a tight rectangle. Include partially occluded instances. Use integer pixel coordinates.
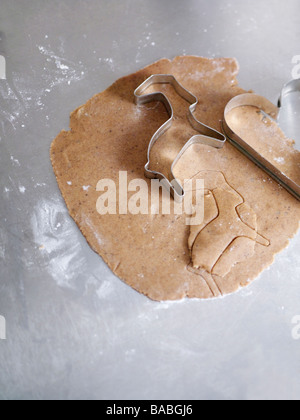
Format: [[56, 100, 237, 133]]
[[37, 44, 87, 89], [10, 156, 21, 166], [30, 196, 88, 289], [0, 40, 87, 136], [96, 280, 115, 299], [99, 58, 115, 72]]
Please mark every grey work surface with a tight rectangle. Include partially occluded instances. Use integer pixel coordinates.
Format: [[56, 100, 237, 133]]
[[0, 0, 300, 401]]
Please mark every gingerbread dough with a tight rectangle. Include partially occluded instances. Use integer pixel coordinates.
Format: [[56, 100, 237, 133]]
[[225, 105, 300, 185], [50, 56, 300, 301]]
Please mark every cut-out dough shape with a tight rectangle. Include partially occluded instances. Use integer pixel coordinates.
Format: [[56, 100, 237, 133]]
[[188, 172, 270, 281], [213, 237, 256, 278]]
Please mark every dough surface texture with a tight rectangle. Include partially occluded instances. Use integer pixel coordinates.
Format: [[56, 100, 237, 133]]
[[51, 56, 299, 301]]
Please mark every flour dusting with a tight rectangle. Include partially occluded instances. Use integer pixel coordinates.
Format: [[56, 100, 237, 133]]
[[37, 44, 87, 89], [0, 40, 87, 137], [31, 195, 88, 289]]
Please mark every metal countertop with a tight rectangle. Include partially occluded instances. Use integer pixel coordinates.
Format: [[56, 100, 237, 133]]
[[0, 0, 299, 400]]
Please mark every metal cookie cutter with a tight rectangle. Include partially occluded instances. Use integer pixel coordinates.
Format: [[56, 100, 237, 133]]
[[223, 80, 300, 201], [134, 74, 226, 202]]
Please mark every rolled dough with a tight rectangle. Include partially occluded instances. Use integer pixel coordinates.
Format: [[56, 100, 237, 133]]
[[50, 56, 300, 301]]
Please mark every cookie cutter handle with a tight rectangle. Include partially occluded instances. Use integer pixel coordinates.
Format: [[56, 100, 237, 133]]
[[278, 79, 300, 108], [223, 90, 300, 201]]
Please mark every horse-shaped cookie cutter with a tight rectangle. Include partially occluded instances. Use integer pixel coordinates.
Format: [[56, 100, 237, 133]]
[[134, 74, 226, 202], [135, 75, 300, 201]]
